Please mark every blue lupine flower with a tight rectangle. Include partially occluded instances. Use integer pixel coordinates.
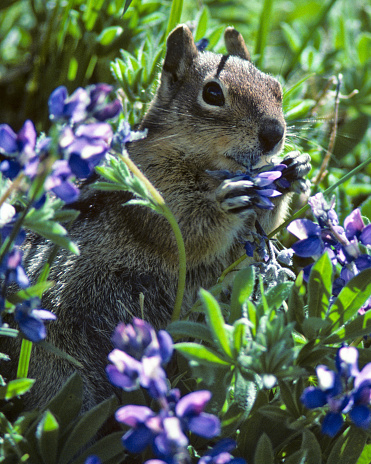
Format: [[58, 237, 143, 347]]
[[0, 120, 38, 179], [44, 160, 80, 203], [287, 219, 324, 258], [152, 416, 188, 462], [107, 319, 172, 398], [198, 439, 247, 464], [301, 347, 371, 437], [175, 390, 221, 439], [344, 208, 371, 246], [49, 84, 121, 124], [14, 299, 56, 342], [0, 247, 29, 288], [115, 404, 161, 453], [111, 318, 173, 364]]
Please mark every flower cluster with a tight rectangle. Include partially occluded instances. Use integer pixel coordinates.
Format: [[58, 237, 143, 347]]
[[301, 346, 371, 437], [106, 318, 245, 464], [288, 193, 371, 311], [0, 84, 121, 204]]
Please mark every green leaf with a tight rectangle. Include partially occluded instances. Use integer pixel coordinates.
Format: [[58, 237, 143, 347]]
[[70, 431, 124, 464], [165, 0, 184, 37], [38, 341, 83, 369], [36, 410, 59, 464], [175, 342, 230, 366], [323, 309, 371, 344], [44, 372, 83, 433], [356, 443, 371, 464], [327, 426, 367, 464], [0, 378, 35, 400], [308, 252, 332, 319], [229, 266, 255, 324], [256, 281, 294, 315], [254, 432, 274, 464], [300, 429, 322, 464], [58, 396, 118, 464], [7, 281, 54, 304], [166, 321, 214, 344], [287, 271, 305, 327], [233, 320, 249, 354], [199, 288, 233, 358], [97, 26, 123, 46], [194, 7, 208, 41], [122, 0, 133, 15], [327, 268, 371, 332]]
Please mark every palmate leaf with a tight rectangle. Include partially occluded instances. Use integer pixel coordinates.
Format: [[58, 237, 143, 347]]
[[166, 320, 214, 344], [326, 268, 371, 332], [323, 309, 371, 344]]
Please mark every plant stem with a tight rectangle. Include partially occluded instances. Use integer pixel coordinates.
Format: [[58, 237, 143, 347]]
[[118, 153, 187, 323], [17, 339, 33, 378]]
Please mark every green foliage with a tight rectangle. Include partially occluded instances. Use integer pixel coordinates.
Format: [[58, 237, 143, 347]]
[[0, 373, 123, 463], [1, 0, 371, 463]]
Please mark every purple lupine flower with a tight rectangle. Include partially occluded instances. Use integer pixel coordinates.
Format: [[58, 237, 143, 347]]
[[107, 319, 172, 399], [199, 439, 246, 464], [106, 349, 143, 391], [301, 347, 371, 437], [0, 247, 29, 288], [152, 416, 188, 462], [49, 84, 121, 124], [44, 160, 80, 203], [14, 299, 56, 342], [344, 209, 371, 246], [287, 219, 324, 258], [115, 405, 161, 454], [0, 120, 38, 179], [175, 390, 221, 439], [49, 86, 90, 123], [111, 318, 173, 364], [308, 193, 339, 229]]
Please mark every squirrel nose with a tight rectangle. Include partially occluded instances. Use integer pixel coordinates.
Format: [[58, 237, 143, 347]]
[[258, 119, 285, 152]]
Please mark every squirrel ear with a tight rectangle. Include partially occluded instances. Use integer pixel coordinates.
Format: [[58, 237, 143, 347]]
[[224, 27, 251, 61], [163, 25, 198, 81]]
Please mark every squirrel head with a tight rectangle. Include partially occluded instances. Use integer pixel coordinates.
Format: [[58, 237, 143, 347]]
[[139, 24, 286, 172]]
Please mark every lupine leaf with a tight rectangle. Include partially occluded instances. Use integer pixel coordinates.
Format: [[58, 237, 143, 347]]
[[199, 288, 233, 358], [254, 432, 275, 464], [229, 266, 255, 324], [307, 252, 332, 319], [327, 268, 371, 331], [36, 410, 59, 464], [175, 342, 230, 366], [0, 378, 35, 400]]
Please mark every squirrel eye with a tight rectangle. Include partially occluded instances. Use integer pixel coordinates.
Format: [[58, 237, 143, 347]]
[[202, 81, 225, 106]]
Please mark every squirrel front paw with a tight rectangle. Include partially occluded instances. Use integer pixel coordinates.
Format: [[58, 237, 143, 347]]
[[276, 151, 311, 195]]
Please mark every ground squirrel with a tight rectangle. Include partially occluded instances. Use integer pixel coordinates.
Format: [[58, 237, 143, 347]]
[[2, 25, 310, 411]]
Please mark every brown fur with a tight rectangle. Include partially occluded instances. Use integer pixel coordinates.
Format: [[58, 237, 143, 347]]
[[2, 25, 300, 411]]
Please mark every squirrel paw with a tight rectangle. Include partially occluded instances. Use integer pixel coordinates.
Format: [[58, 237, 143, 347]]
[[278, 151, 311, 195], [215, 176, 256, 215]]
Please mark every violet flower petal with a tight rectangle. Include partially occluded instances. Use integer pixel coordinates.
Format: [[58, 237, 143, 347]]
[[188, 412, 221, 438], [287, 219, 321, 240], [0, 124, 17, 153], [291, 236, 323, 258], [176, 390, 212, 417], [349, 405, 371, 429], [321, 411, 343, 437], [300, 387, 327, 409], [49, 86, 68, 120]]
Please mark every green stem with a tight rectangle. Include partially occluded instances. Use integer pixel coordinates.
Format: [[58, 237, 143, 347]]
[[254, 0, 275, 69], [219, 156, 371, 282], [118, 153, 187, 323], [283, 0, 339, 79], [17, 339, 33, 378]]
